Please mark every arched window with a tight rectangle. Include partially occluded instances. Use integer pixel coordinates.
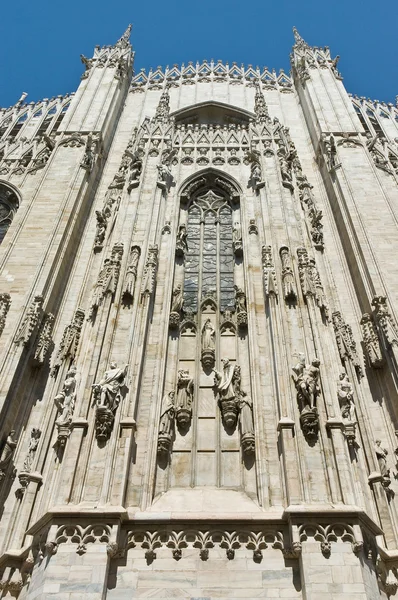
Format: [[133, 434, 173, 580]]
[[0, 182, 20, 244]]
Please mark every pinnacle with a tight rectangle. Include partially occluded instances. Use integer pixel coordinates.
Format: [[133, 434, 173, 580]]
[[116, 24, 132, 49], [292, 26, 309, 48]]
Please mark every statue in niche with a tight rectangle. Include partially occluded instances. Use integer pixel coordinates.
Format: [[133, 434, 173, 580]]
[[169, 284, 184, 328], [234, 285, 248, 327], [92, 362, 127, 441], [158, 391, 175, 456], [175, 224, 188, 257], [374, 440, 391, 490], [239, 392, 255, 455], [175, 369, 194, 427], [201, 318, 216, 368], [214, 359, 241, 428], [279, 247, 297, 302], [123, 246, 140, 300], [22, 428, 41, 473], [232, 221, 243, 256], [54, 366, 77, 446], [292, 354, 321, 441], [337, 371, 355, 422], [0, 430, 18, 483]]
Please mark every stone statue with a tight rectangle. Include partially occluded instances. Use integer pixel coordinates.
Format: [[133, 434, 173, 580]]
[[123, 246, 140, 298], [54, 366, 77, 426], [201, 318, 215, 350], [214, 359, 241, 427], [234, 285, 248, 327], [23, 428, 41, 473], [232, 221, 243, 256], [0, 430, 18, 481], [374, 440, 390, 480], [176, 369, 194, 426], [92, 362, 128, 413], [176, 224, 188, 256], [239, 392, 255, 455], [337, 371, 355, 422], [159, 391, 175, 437], [171, 285, 184, 313], [292, 356, 320, 410]]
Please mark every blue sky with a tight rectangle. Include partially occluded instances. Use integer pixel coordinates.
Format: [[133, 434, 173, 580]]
[[1, 0, 396, 108]]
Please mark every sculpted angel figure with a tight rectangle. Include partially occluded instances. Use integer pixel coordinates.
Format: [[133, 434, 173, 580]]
[[92, 362, 128, 413]]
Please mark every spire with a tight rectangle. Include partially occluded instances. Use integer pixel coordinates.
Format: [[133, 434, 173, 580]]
[[292, 26, 309, 49], [115, 24, 132, 49], [254, 82, 271, 123], [154, 84, 171, 123]]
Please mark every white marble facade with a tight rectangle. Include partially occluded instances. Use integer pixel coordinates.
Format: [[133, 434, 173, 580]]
[[0, 25, 397, 599]]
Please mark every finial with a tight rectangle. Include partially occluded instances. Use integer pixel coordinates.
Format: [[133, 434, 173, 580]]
[[116, 24, 132, 49], [17, 92, 28, 105], [292, 26, 309, 48]]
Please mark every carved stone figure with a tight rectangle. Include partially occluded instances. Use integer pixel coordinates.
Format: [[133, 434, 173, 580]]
[[279, 246, 297, 301], [201, 318, 216, 368], [54, 366, 77, 427], [292, 355, 321, 441], [175, 369, 194, 426], [94, 209, 108, 250], [175, 224, 188, 257], [239, 392, 255, 455], [22, 428, 41, 473], [234, 285, 248, 327], [297, 249, 328, 317], [52, 309, 84, 374], [15, 295, 44, 347], [158, 391, 175, 456], [92, 362, 127, 441], [374, 440, 391, 488], [360, 313, 384, 368], [169, 284, 184, 328], [337, 371, 355, 422], [90, 260, 110, 318], [0, 430, 17, 483], [214, 359, 241, 428], [102, 244, 124, 296], [232, 221, 243, 256]]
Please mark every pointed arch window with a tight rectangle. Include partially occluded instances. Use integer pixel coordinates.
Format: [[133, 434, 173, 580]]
[[184, 188, 235, 314]]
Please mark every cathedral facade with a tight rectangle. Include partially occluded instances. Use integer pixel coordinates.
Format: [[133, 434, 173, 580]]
[[0, 25, 398, 599]]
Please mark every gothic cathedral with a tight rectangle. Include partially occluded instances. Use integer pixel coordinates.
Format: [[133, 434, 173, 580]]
[[0, 25, 398, 599]]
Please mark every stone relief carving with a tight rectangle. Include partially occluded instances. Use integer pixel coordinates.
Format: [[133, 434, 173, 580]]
[[157, 391, 175, 457], [16, 428, 41, 498], [232, 221, 243, 256], [279, 246, 297, 302], [298, 523, 361, 557], [141, 245, 159, 300], [297, 248, 328, 318], [292, 354, 321, 441], [201, 318, 215, 368], [15, 294, 44, 347], [46, 523, 112, 556], [248, 219, 258, 235], [0, 430, 18, 484], [92, 362, 127, 442], [122, 245, 141, 302], [372, 296, 398, 347], [332, 311, 363, 377], [52, 308, 85, 375], [54, 365, 77, 446], [262, 245, 278, 298], [175, 369, 194, 427], [0, 292, 11, 336], [175, 224, 188, 257], [33, 312, 55, 365], [234, 285, 248, 327], [360, 313, 384, 368]]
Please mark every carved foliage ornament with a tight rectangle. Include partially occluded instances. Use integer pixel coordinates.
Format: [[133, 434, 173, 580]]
[[33, 312, 55, 365], [360, 313, 384, 368]]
